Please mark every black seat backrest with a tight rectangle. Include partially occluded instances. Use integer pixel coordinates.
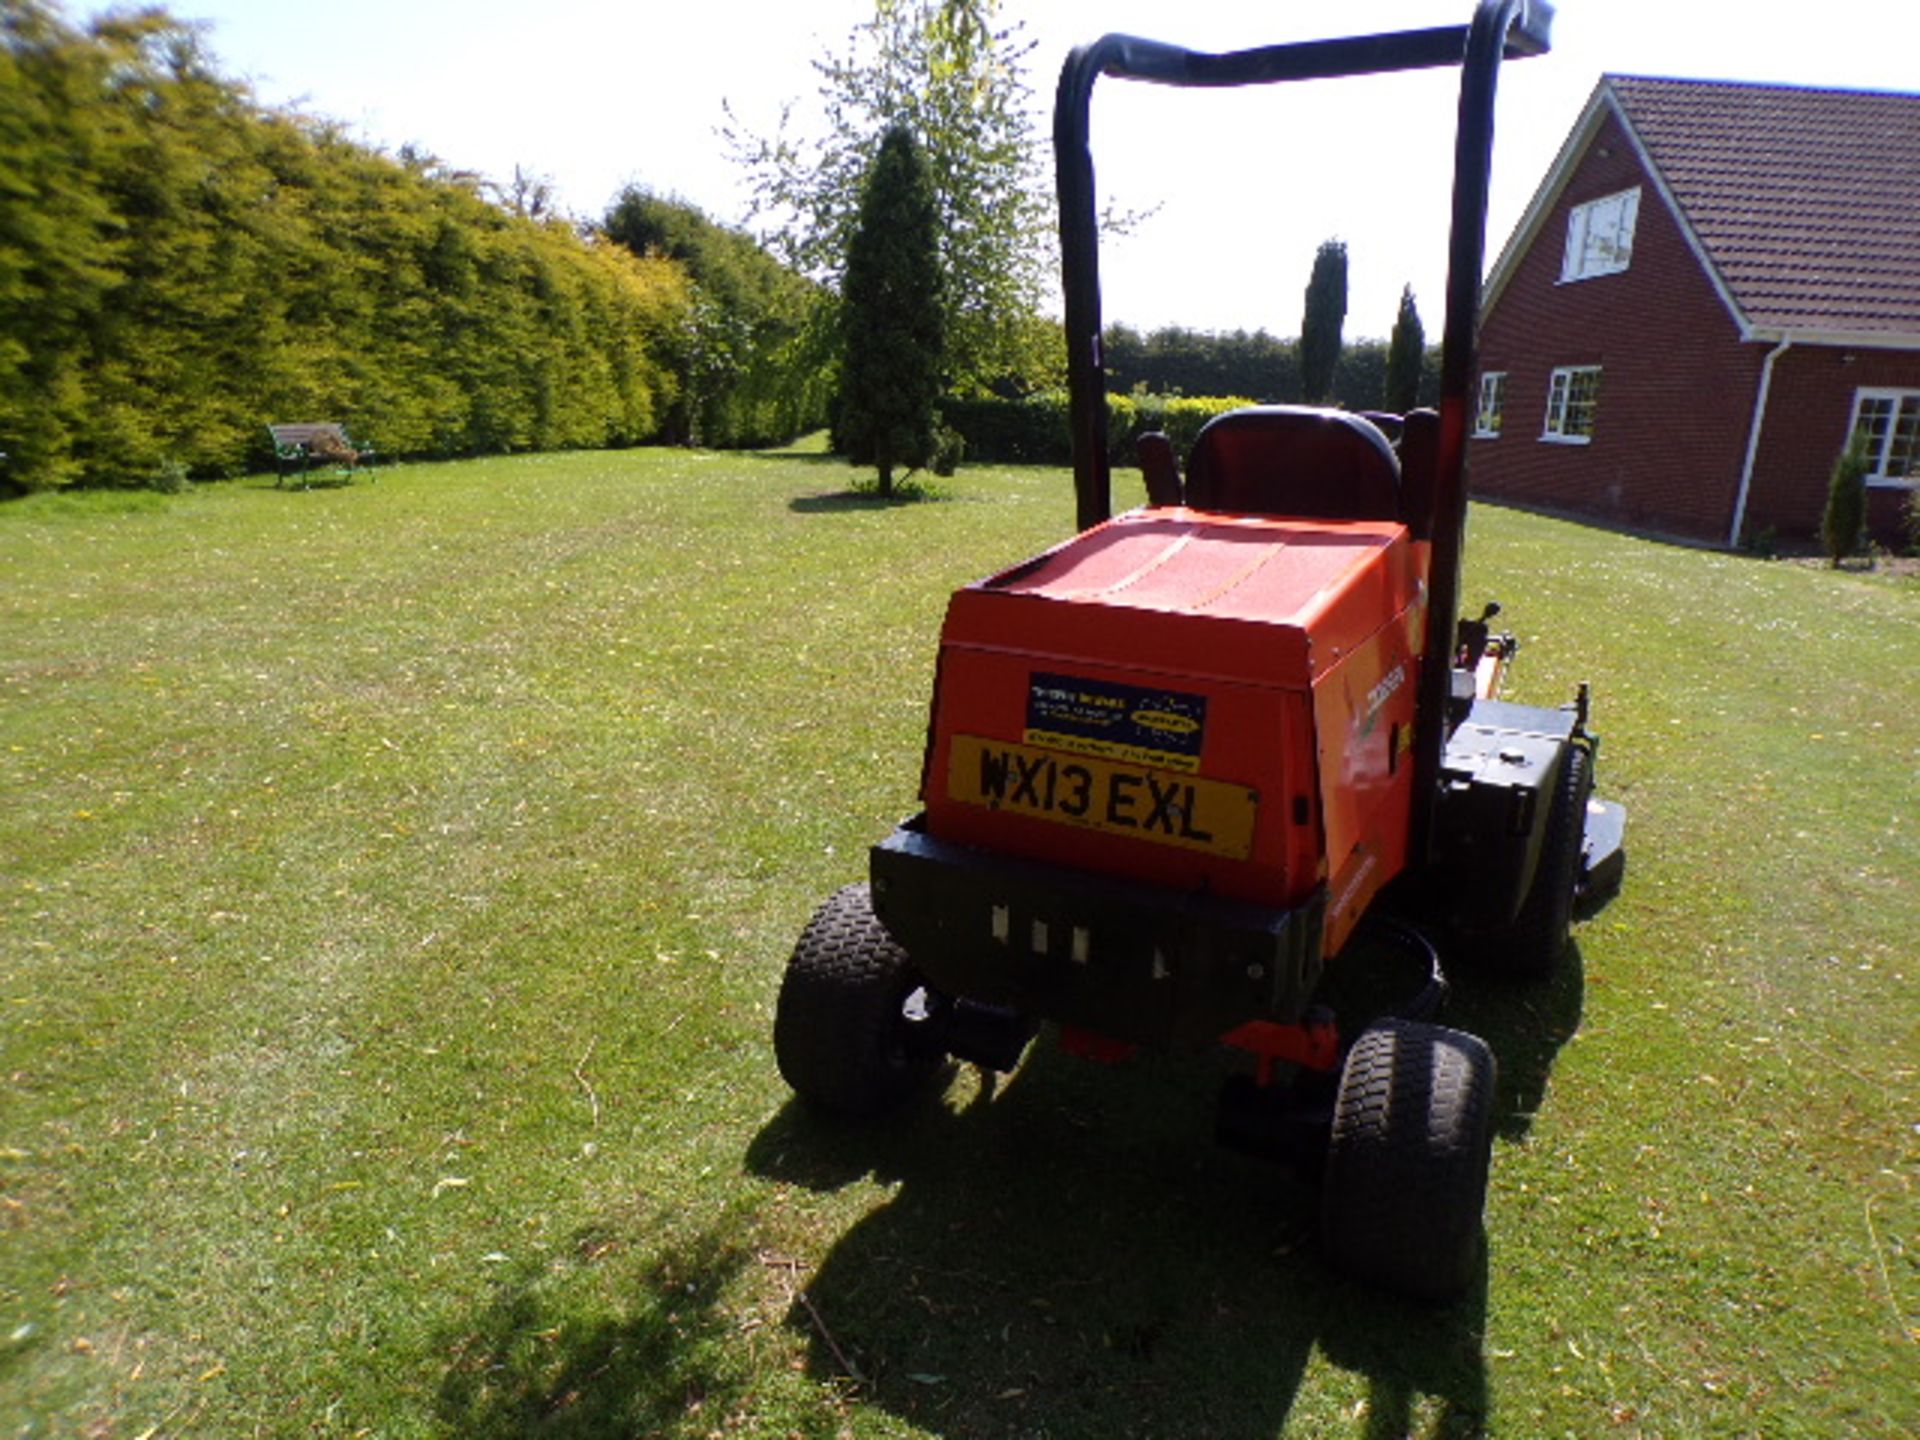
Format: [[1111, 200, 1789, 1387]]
[[1396, 407, 1441, 541], [1183, 405, 1401, 523]]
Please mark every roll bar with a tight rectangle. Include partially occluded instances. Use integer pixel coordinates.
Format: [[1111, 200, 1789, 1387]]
[[1052, 0, 1552, 866]]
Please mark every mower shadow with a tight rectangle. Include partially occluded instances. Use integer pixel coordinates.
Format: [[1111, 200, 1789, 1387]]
[[1445, 940, 1587, 1140], [746, 1041, 1493, 1438]]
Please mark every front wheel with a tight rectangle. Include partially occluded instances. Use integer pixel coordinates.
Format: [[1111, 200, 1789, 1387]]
[[773, 883, 948, 1117], [1320, 1019, 1496, 1301]]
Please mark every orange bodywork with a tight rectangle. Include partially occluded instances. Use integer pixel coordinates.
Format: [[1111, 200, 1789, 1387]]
[[922, 507, 1428, 958]]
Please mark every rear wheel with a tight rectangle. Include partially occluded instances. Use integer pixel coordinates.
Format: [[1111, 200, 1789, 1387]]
[[1320, 1019, 1495, 1301], [774, 883, 947, 1116]]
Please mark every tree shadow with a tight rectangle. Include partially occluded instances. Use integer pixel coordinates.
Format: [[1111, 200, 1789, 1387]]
[[747, 1040, 1494, 1438], [748, 447, 847, 466], [788, 486, 947, 514], [262, 473, 360, 492], [434, 1223, 756, 1439]]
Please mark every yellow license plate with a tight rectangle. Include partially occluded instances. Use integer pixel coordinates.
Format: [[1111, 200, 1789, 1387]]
[[947, 735, 1257, 860]]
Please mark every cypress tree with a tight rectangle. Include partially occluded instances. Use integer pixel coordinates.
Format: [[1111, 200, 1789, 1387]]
[[1300, 239, 1347, 405], [1822, 433, 1870, 566], [1383, 285, 1425, 412], [839, 125, 944, 495]]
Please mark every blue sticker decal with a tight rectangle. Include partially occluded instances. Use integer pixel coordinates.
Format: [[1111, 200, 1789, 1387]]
[[1024, 672, 1207, 772]]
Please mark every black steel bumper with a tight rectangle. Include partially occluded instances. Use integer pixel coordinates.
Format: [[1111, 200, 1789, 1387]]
[[869, 816, 1324, 1054]]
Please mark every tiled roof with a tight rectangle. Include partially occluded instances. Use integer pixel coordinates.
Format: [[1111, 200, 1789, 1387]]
[[1608, 75, 1920, 337]]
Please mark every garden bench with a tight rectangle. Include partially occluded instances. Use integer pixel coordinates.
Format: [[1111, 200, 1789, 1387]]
[[267, 422, 377, 487]]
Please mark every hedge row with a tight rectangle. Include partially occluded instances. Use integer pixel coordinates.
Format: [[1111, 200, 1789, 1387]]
[[941, 392, 1257, 468], [1, 4, 689, 490]]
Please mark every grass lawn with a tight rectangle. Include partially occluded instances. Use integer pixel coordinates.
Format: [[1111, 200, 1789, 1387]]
[[2, 449, 1915, 1439]]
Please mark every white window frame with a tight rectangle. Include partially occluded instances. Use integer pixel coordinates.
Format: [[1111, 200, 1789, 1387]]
[[1560, 187, 1641, 283], [1542, 365, 1601, 444], [1473, 371, 1506, 438], [1849, 388, 1920, 488]]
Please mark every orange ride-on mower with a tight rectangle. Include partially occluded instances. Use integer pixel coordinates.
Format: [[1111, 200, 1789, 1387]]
[[772, 0, 1624, 1301]]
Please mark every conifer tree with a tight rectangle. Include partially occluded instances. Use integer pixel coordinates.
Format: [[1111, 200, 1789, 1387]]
[[1300, 240, 1348, 404], [1383, 285, 1425, 412], [839, 125, 944, 496], [1822, 433, 1870, 566]]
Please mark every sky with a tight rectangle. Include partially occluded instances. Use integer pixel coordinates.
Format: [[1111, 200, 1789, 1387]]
[[133, 0, 1920, 339]]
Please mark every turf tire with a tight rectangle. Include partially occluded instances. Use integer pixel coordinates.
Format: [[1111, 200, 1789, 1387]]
[[774, 883, 946, 1117], [1320, 1019, 1496, 1301]]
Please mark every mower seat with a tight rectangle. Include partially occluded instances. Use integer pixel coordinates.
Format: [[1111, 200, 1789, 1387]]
[[1184, 405, 1401, 523]]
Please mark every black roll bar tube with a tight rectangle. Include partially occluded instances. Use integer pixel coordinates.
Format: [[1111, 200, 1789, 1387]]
[[1052, 0, 1552, 864]]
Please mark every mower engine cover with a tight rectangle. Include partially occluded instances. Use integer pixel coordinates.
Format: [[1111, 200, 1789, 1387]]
[[871, 506, 1427, 1051]]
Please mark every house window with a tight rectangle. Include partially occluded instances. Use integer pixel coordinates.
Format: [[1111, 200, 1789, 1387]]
[[1474, 372, 1506, 437], [1560, 187, 1641, 282], [1849, 389, 1920, 487], [1543, 366, 1601, 443]]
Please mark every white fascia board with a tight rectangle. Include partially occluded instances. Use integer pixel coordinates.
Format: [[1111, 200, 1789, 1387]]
[[1481, 78, 1752, 342], [1743, 327, 1920, 353], [1482, 82, 1610, 315]]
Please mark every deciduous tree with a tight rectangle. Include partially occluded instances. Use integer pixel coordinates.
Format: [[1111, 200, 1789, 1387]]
[[726, 0, 1050, 396]]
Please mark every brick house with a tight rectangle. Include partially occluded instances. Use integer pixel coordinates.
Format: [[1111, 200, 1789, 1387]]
[[1470, 75, 1920, 547]]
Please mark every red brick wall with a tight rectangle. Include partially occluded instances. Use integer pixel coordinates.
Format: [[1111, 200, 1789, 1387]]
[[1747, 345, 1920, 542], [1472, 113, 1761, 543]]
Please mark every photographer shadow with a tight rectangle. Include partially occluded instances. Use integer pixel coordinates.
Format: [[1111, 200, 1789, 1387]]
[[747, 1036, 1499, 1439]]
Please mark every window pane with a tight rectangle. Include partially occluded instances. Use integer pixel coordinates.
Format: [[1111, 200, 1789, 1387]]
[[1855, 396, 1895, 473], [1564, 369, 1600, 437], [1563, 188, 1640, 280], [1562, 208, 1588, 279], [1544, 367, 1600, 439], [1476, 373, 1505, 434], [1890, 397, 1920, 480]]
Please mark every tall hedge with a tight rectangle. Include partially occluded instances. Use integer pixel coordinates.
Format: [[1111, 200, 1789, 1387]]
[[602, 187, 829, 450], [0, 2, 689, 491], [941, 391, 1253, 469]]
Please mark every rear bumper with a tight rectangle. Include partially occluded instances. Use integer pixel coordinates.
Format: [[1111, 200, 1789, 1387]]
[[869, 816, 1325, 1053]]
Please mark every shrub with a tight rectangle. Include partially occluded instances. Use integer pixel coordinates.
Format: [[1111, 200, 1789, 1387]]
[[1821, 434, 1870, 566], [940, 392, 1070, 465], [930, 421, 965, 478]]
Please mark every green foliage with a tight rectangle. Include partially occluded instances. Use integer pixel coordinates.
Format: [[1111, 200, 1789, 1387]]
[[601, 187, 828, 448], [1383, 285, 1425, 412], [1822, 431, 1870, 565], [941, 390, 1251, 468], [1300, 239, 1348, 403], [1104, 324, 1437, 414], [726, 0, 1052, 396], [0, 1, 687, 491], [839, 125, 944, 494], [1903, 487, 1920, 557], [1128, 393, 1260, 462], [938, 391, 1072, 464], [1106, 325, 1299, 404]]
